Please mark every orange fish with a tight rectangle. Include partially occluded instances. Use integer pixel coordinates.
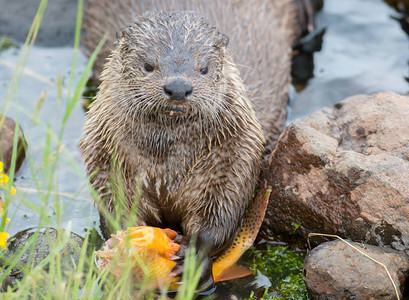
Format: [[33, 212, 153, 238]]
[[95, 226, 181, 283], [95, 185, 272, 289]]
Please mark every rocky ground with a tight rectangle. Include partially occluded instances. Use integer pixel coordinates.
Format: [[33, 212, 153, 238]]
[[262, 92, 409, 298], [264, 92, 409, 253]]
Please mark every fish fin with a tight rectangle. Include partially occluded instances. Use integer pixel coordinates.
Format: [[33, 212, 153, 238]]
[[214, 265, 253, 282]]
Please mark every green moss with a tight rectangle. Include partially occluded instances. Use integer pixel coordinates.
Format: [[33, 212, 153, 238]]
[[246, 245, 308, 300], [0, 37, 14, 52], [82, 78, 99, 110]]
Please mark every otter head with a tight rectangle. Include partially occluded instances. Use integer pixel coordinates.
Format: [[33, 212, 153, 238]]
[[114, 11, 230, 118]]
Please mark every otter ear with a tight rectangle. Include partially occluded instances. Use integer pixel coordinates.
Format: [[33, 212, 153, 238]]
[[116, 26, 131, 39], [215, 33, 229, 48]]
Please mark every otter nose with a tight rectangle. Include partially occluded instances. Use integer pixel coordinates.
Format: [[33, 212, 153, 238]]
[[164, 78, 193, 101]]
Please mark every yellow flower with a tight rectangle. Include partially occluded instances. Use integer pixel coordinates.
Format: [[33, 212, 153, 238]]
[[0, 163, 16, 194], [0, 231, 9, 248], [0, 173, 9, 185]]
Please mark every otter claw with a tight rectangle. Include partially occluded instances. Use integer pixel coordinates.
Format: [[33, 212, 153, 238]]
[[169, 254, 181, 261], [173, 234, 190, 259], [173, 234, 189, 244], [169, 262, 184, 277]]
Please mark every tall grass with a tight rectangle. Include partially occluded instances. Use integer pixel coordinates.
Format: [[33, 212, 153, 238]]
[[0, 0, 203, 299]]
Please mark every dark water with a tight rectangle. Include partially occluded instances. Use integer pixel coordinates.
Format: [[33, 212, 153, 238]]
[[1, 0, 409, 298], [288, 0, 409, 123]]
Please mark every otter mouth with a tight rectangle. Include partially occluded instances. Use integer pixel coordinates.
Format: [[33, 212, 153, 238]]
[[161, 104, 190, 117]]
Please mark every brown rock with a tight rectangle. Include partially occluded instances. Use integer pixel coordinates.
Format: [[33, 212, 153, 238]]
[[303, 239, 409, 299], [0, 115, 26, 173], [262, 92, 409, 252]]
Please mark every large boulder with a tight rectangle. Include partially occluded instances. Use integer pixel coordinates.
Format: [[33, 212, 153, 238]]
[[262, 92, 409, 252], [303, 239, 409, 299]]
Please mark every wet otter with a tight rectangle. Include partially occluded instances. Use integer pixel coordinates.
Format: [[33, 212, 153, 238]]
[[81, 10, 265, 288], [82, 0, 297, 290]]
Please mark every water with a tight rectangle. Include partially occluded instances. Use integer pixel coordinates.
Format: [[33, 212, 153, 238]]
[[0, 46, 99, 237], [288, 0, 409, 123]]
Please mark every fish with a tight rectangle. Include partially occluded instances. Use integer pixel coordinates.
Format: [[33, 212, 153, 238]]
[[212, 184, 272, 282], [95, 226, 181, 283], [95, 184, 272, 289]]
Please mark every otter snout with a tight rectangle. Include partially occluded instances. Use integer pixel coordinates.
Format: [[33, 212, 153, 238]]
[[164, 78, 193, 101]]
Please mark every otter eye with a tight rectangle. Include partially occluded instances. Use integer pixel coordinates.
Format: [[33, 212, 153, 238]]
[[144, 63, 154, 72], [200, 66, 209, 75]]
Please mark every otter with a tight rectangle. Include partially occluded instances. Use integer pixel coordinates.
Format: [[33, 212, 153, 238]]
[[81, 10, 265, 288], [82, 0, 297, 290]]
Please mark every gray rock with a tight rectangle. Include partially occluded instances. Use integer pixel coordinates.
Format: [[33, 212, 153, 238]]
[[0, 115, 26, 173], [262, 92, 409, 253], [303, 239, 409, 299], [0, 228, 87, 292]]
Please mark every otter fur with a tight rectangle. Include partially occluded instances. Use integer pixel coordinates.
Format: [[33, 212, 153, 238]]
[[81, 11, 265, 259]]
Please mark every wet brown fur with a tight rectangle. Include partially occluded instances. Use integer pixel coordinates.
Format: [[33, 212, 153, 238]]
[[81, 1, 297, 254]]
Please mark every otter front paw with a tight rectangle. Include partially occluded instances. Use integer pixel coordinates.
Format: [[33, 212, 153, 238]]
[[169, 235, 215, 293]]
